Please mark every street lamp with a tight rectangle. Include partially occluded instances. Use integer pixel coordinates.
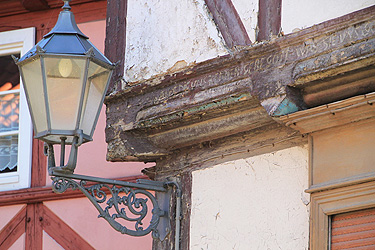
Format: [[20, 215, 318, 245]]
[[14, 0, 113, 172], [13, 0, 180, 245]]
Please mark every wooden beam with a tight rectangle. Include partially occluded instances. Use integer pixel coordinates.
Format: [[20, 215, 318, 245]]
[[258, 0, 282, 40], [0, 206, 26, 249], [0, 175, 147, 207], [105, 5, 375, 162], [257, 0, 282, 41], [31, 139, 47, 188], [21, 0, 49, 11], [42, 205, 94, 250], [204, 0, 251, 48], [105, 0, 127, 93], [25, 203, 43, 250]]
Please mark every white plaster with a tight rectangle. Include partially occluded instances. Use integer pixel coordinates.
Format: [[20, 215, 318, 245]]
[[190, 146, 310, 250], [231, 0, 259, 43], [282, 0, 375, 34], [125, 0, 228, 83]]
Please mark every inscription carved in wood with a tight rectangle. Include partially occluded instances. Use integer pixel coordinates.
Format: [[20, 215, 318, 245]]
[[105, 6, 375, 161]]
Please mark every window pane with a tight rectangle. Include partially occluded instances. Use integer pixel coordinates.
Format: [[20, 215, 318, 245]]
[[0, 54, 20, 174], [0, 55, 20, 92], [0, 135, 17, 173], [0, 92, 19, 132]]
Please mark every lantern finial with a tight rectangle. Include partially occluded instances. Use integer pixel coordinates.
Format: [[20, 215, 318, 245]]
[[62, 0, 71, 11]]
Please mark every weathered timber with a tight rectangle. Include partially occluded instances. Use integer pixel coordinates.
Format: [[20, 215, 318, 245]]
[[153, 123, 306, 179], [257, 0, 282, 41], [280, 92, 375, 134], [21, 0, 49, 11], [204, 0, 251, 48], [104, 0, 127, 93], [105, 5, 375, 162]]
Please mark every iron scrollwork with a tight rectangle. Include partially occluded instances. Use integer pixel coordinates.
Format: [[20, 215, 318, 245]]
[[51, 175, 172, 240]]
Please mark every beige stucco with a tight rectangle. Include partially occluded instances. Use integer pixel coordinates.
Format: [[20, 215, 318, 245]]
[[190, 146, 310, 249]]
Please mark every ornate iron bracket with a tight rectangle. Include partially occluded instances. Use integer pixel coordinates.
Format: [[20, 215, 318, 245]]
[[50, 171, 179, 241], [45, 136, 181, 245]]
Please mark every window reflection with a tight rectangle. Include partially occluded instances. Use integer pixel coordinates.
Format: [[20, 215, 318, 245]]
[[0, 54, 20, 173]]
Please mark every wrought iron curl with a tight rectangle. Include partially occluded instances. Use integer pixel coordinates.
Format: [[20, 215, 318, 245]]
[[52, 176, 78, 193], [50, 175, 168, 238]]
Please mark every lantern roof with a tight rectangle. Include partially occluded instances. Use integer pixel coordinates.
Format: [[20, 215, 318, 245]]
[[17, 0, 113, 68]]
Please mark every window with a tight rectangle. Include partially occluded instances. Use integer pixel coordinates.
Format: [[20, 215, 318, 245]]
[[0, 28, 34, 191], [309, 181, 375, 249]]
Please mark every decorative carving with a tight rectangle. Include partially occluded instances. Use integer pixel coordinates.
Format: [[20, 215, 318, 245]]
[[105, 6, 375, 161]]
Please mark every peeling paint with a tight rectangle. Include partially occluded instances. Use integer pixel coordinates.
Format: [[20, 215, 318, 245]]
[[125, 0, 228, 83], [231, 0, 259, 42], [272, 97, 300, 116]]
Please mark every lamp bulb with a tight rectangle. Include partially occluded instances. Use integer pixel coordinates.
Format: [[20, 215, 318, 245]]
[[58, 58, 73, 77]]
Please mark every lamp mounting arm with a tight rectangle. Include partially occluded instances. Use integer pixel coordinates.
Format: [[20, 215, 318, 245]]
[[49, 171, 180, 243], [44, 130, 83, 174]]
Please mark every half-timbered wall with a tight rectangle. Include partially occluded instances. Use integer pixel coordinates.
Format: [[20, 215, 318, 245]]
[[104, 1, 375, 249]]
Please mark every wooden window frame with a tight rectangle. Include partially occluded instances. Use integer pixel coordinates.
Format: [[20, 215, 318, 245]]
[[0, 27, 34, 191], [310, 181, 375, 249]]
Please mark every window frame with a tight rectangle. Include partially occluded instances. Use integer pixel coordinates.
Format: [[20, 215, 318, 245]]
[[309, 181, 375, 249], [0, 27, 34, 191]]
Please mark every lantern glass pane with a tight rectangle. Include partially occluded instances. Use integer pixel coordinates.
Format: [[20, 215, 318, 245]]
[[44, 57, 86, 131], [80, 62, 110, 136], [20, 58, 48, 134]]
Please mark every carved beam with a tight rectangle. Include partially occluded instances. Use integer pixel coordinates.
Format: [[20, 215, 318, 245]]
[[105, 5, 375, 162]]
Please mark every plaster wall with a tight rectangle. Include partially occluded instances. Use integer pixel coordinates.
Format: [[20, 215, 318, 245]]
[[282, 0, 375, 34], [43, 231, 64, 250], [124, 0, 228, 83], [0, 204, 24, 229], [190, 146, 310, 249], [231, 0, 259, 43]]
